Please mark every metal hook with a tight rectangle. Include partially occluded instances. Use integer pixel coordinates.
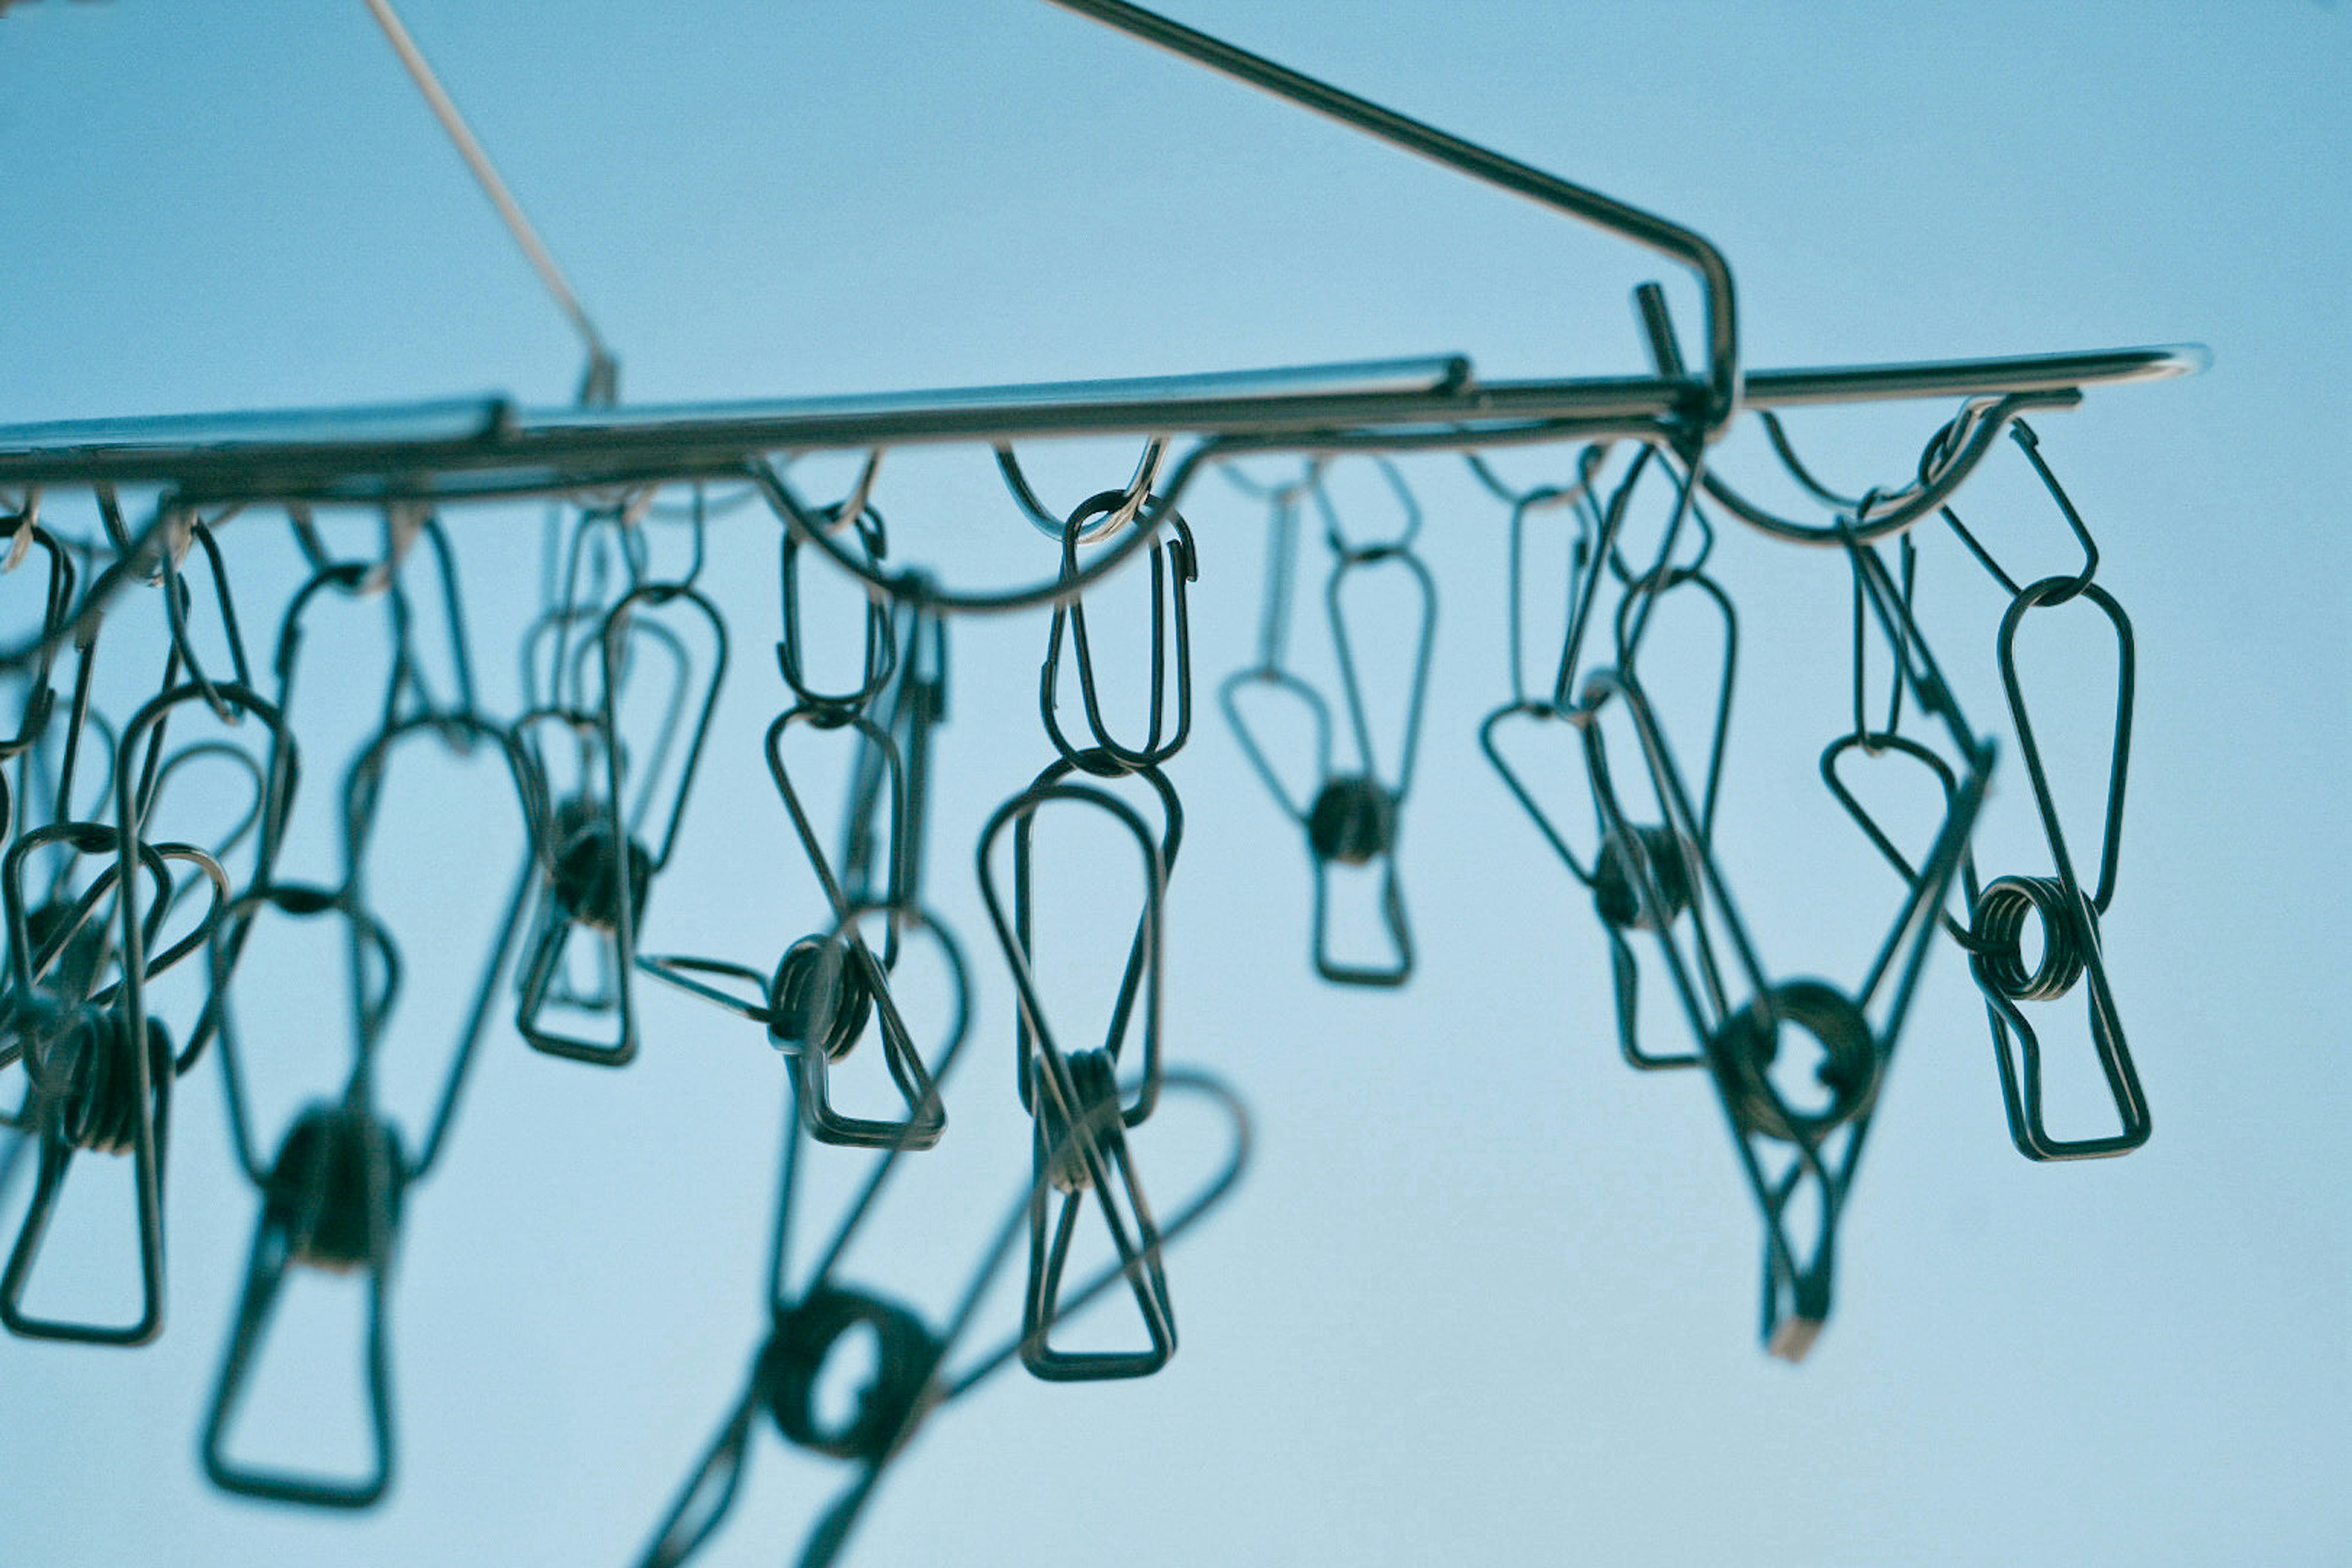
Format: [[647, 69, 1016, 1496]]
[[0, 515, 74, 763], [997, 438, 1167, 546], [1936, 420, 2101, 602], [840, 603, 947, 916], [1697, 392, 2080, 548], [777, 470, 897, 714], [748, 438, 1224, 619], [1039, 497, 1196, 775]]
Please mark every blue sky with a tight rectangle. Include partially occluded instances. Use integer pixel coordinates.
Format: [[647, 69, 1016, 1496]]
[[1, 2, 2346, 1564]]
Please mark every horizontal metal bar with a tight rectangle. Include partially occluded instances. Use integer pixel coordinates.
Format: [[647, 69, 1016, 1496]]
[[0, 358, 1465, 487], [0, 396, 514, 462], [1734, 344, 2207, 407], [522, 354, 1471, 437], [0, 345, 2203, 496]]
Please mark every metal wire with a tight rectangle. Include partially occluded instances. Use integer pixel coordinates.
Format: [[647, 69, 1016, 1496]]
[[360, 0, 619, 404], [0, 1, 2202, 1547], [1038, 499, 1197, 775]]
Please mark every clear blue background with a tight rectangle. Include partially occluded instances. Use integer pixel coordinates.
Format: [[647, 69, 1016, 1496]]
[[1, 2, 2345, 1564]]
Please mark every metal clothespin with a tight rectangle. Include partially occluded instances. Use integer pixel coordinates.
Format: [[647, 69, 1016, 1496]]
[[0, 818, 230, 1344], [978, 771, 1184, 1377], [635, 1028, 1246, 1568], [1942, 426, 2145, 1159], [1225, 458, 1433, 987], [1572, 526, 1990, 1357], [0, 674, 290, 1344], [513, 583, 726, 1066], [760, 708, 943, 1147], [200, 883, 407, 1507]]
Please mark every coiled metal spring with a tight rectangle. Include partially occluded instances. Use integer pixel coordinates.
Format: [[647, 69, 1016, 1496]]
[[1968, 874, 2091, 1004]]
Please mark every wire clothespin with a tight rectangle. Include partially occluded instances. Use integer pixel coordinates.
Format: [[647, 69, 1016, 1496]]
[[1583, 557, 1738, 1072], [634, 1020, 1246, 1568], [767, 711, 942, 1146], [0, 818, 230, 1344], [40, 677, 292, 1322], [1572, 529, 1990, 1357], [1225, 458, 1434, 987], [200, 883, 407, 1508], [978, 771, 1185, 1376], [1956, 437, 2143, 1159], [195, 708, 546, 1503], [0, 674, 290, 1343], [513, 584, 726, 1066], [647, 527, 956, 1145], [1478, 404, 1731, 1072], [1960, 578, 2142, 1159], [639, 696, 957, 1148], [1883, 422, 2149, 1159]]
